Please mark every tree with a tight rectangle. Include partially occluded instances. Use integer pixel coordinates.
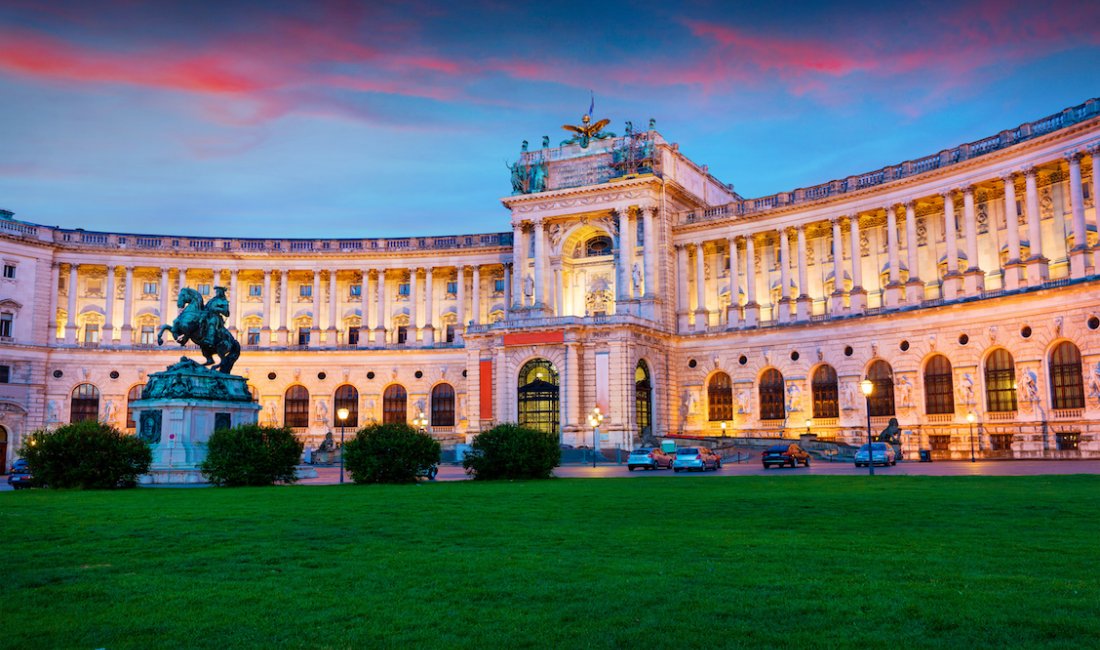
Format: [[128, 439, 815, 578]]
[[20, 420, 151, 489]]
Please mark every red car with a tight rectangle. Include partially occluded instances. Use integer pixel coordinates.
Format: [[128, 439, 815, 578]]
[[762, 444, 812, 469]]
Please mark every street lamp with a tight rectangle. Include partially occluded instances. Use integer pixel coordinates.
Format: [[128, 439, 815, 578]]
[[413, 412, 429, 433], [967, 411, 977, 463], [588, 406, 604, 468], [805, 418, 813, 438], [860, 378, 874, 476], [720, 421, 728, 436], [337, 407, 349, 484]]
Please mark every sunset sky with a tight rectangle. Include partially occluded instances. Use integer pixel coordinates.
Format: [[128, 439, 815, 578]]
[[1, 0, 1098, 238]]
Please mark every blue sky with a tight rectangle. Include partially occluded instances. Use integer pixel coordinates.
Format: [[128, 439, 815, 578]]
[[1, 0, 1097, 238]]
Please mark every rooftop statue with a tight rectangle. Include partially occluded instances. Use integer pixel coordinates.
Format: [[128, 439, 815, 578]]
[[561, 113, 615, 148], [157, 286, 241, 374]]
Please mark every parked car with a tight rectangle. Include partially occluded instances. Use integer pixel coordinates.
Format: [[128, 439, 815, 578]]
[[854, 442, 897, 467], [672, 447, 721, 472], [762, 444, 812, 469], [7, 458, 37, 489], [627, 447, 673, 471]]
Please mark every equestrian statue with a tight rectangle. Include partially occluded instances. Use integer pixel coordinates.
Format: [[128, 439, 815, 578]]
[[157, 286, 241, 374]]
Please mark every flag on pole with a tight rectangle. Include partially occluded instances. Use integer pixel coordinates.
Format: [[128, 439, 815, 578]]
[[588, 91, 594, 117]]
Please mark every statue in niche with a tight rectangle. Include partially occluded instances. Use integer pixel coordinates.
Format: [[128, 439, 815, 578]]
[[316, 399, 328, 424], [896, 375, 913, 409], [47, 399, 59, 424], [958, 373, 975, 406], [523, 274, 534, 298], [1088, 361, 1100, 404], [737, 388, 752, 415], [632, 263, 642, 291], [101, 400, 114, 425], [1019, 369, 1039, 404], [841, 381, 858, 411], [786, 383, 802, 413]]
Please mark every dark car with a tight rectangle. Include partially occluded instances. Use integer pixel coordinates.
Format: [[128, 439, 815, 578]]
[[7, 458, 37, 489], [762, 444, 811, 469]]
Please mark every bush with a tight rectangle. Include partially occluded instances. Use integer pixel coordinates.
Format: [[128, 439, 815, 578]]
[[462, 423, 559, 480], [20, 420, 151, 489], [343, 423, 440, 484], [200, 424, 304, 487]]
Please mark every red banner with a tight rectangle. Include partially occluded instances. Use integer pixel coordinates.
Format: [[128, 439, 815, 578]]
[[479, 359, 493, 419], [503, 330, 565, 346]]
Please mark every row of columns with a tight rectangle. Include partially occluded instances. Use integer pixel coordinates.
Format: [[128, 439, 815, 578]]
[[53, 264, 504, 347], [677, 147, 1100, 332]]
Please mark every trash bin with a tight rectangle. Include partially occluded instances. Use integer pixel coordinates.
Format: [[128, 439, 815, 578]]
[[918, 449, 932, 462]]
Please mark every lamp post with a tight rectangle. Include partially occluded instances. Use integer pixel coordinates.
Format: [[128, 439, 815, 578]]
[[413, 412, 428, 434], [805, 418, 813, 438], [860, 378, 874, 476], [967, 411, 976, 463], [720, 421, 727, 436], [336, 407, 349, 484], [588, 406, 604, 468]]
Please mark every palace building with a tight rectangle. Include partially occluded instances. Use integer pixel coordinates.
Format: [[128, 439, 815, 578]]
[[2, 98, 1100, 465]]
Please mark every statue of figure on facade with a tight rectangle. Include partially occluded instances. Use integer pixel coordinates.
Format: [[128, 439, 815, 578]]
[[896, 375, 913, 408], [1019, 369, 1039, 403], [541, 135, 550, 148], [632, 263, 642, 291], [157, 286, 241, 373], [507, 160, 527, 194], [317, 431, 336, 452], [521, 140, 529, 152], [877, 417, 903, 460], [523, 274, 534, 298], [1088, 361, 1100, 403], [786, 383, 802, 412]]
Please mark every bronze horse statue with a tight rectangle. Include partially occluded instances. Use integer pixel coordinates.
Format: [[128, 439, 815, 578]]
[[157, 287, 240, 373]]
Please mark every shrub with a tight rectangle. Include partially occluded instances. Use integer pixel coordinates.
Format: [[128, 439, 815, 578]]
[[200, 424, 304, 487], [462, 423, 559, 480], [343, 423, 440, 484], [20, 420, 151, 489]]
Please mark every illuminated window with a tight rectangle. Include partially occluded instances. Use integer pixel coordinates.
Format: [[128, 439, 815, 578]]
[[334, 384, 359, 427], [868, 360, 895, 417], [924, 355, 954, 415], [707, 372, 733, 421], [383, 385, 407, 424], [1050, 342, 1084, 410], [985, 349, 1017, 412], [70, 383, 100, 423], [812, 365, 839, 419], [431, 383, 455, 426], [284, 385, 309, 428], [758, 369, 785, 420]]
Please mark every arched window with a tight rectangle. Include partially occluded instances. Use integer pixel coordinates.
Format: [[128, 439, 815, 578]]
[[284, 385, 309, 428], [70, 383, 100, 423], [708, 372, 733, 421], [867, 360, 895, 417], [126, 384, 145, 429], [517, 359, 559, 435], [333, 384, 359, 428], [584, 235, 613, 257], [635, 361, 653, 437], [985, 349, 1017, 412], [431, 383, 455, 426], [383, 384, 408, 424], [1049, 341, 1084, 410], [924, 355, 954, 415], [811, 365, 839, 419], [759, 369, 785, 421]]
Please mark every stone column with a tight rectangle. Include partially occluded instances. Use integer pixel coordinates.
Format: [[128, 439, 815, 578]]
[[904, 202, 923, 303], [622, 209, 635, 299], [884, 205, 902, 308], [121, 266, 134, 345], [512, 223, 526, 309], [261, 269, 273, 341], [65, 263, 78, 344], [158, 268, 169, 339], [675, 244, 689, 331], [278, 270, 290, 345], [327, 269, 338, 344], [693, 242, 707, 329], [423, 267, 435, 344], [1002, 174, 1024, 291], [830, 219, 845, 315], [359, 270, 370, 346], [533, 220, 547, 310], [228, 269, 239, 334], [554, 268, 563, 317], [409, 268, 420, 343], [643, 206, 657, 297], [455, 266, 466, 341], [212, 268, 220, 289], [795, 225, 810, 321], [471, 265, 482, 325], [848, 216, 866, 312], [103, 265, 116, 345], [565, 342, 581, 437], [615, 210, 630, 304], [178, 268, 187, 293], [309, 271, 321, 347], [1092, 146, 1100, 272], [503, 264, 512, 318], [374, 269, 387, 344], [941, 192, 961, 300], [778, 229, 792, 324], [47, 263, 60, 341], [1024, 166, 1048, 284], [1066, 151, 1088, 278], [962, 186, 984, 294], [744, 235, 759, 327], [726, 235, 740, 328]]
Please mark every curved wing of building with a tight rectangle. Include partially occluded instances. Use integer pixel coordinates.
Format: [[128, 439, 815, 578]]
[[2, 98, 1099, 463]]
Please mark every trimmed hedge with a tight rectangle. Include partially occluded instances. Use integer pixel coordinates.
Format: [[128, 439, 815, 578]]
[[20, 420, 151, 489], [200, 424, 304, 487], [462, 423, 559, 480], [343, 423, 440, 484]]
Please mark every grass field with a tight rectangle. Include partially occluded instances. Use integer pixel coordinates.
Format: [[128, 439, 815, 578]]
[[3, 476, 1099, 649]]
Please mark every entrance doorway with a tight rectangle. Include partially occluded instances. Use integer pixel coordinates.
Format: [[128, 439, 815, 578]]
[[517, 359, 559, 435], [635, 361, 653, 440]]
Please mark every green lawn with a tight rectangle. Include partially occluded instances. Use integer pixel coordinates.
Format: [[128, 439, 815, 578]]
[[3, 476, 1098, 649]]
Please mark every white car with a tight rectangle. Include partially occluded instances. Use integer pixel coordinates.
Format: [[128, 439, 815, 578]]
[[854, 442, 897, 467]]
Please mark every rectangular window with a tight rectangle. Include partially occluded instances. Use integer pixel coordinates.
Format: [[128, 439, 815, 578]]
[[198, 284, 211, 296], [0, 365, 9, 383], [447, 281, 458, 295], [84, 323, 99, 343], [348, 327, 359, 345], [349, 284, 362, 298], [0, 313, 11, 338], [2, 264, 14, 279], [299, 284, 312, 298], [298, 328, 310, 345], [989, 434, 1013, 451], [398, 283, 410, 296], [1056, 432, 1080, 451], [636, 220, 644, 245], [397, 325, 408, 344], [445, 324, 455, 343], [247, 327, 260, 345], [494, 279, 505, 293], [143, 281, 158, 295], [140, 325, 155, 345], [248, 284, 262, 297], [928, 435, 951, 452]]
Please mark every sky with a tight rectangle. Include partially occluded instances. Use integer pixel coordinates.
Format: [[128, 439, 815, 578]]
[[1, 0, 1098, 239]]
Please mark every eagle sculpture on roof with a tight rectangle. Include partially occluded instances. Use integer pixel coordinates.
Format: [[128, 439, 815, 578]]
[[561, 113, 615, 148]]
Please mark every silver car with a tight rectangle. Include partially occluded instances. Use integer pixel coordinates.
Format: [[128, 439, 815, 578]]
[[854, 442, 897, 467], [672, 447, 721, 472]]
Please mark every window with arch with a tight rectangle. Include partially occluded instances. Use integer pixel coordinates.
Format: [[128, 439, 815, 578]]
[[1049, 341, 1084, 410], [333, 384, 359, 427], [868, 360, 895, 417], [431, 383, 456, 426], [70, 383, 100, 423], [517, 359, 559, 435], [126, 383, 145, 429], [759, 369, 785, 421], [812, 365, 839, 419], [924, 355, 954, 415], [584, 235, 613, 257], [636, 361, 653, 436], [383, 384, 408, 424], [985, 349, 1017, 412], [284, 385, 309, 428], [707, 372, 733, 421]]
